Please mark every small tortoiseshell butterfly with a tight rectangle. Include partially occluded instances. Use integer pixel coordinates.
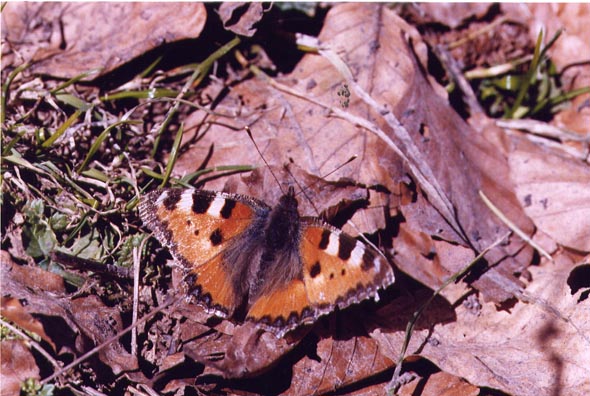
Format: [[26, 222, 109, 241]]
[[139, 185, 394, 337]]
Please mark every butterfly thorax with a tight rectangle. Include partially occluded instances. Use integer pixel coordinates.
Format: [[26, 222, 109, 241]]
[[250, 187, 303, 300], [264, 187, 300, 252]]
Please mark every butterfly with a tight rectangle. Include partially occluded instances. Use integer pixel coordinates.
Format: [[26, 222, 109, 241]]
[[139, 185, 395, 338]]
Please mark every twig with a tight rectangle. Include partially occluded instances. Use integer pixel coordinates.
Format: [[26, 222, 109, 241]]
[[479, 190, 552, 261], [432, 44, 483, 116], [51, 251, 133, 279], [496, 118, 590, 143]]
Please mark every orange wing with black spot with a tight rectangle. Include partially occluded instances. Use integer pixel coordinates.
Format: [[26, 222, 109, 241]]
[[140, 188, 269, 317], [245, 221, 394, 337]]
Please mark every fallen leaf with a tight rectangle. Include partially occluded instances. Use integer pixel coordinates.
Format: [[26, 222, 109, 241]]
[[393, 253, 590, 396], [400, 371, 480, 396], [0, 340, 40, 396], [1, 297, 55, 351], [218, 2, 265, 37], [283, 332, 393, 396], [1, 252, 141, 381], [1, 2, 207, 78], [70, 295, 138, 375], [405, 3, 493, 29], [509, 137, 590, 252]]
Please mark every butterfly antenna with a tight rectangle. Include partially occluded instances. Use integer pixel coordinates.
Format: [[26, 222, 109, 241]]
[[288, 154, 358, 216], [245, 126, 286, 195], [283, 164, 321, 213], [297, 154, 358, 197]]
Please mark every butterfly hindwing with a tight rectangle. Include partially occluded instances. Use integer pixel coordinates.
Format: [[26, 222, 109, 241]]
[[245, 220, 395, 337], [300, 223, 394, 308]]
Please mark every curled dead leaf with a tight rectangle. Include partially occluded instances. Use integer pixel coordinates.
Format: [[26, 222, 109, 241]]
[[218, 2, 265, 37]]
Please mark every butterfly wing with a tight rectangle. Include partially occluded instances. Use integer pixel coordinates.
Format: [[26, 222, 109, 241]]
[[139, 188, 269, 317], [246, 220, 394, 337], [299, 222, 394, 308]]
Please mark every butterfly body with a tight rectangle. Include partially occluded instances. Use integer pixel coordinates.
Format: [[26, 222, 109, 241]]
[[140, 186, 394, 337]]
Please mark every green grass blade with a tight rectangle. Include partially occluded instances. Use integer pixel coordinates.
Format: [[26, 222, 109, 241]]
[[55, 93, 92, 111], [41, 110, 83, 148], [49, 69, 101, 95], [150, 36, 241, 157], [1, 62, 30, 125], [100, 88, 179, 102], [77, 120, 142, 173], [160, 123, 184, 187], [506, 30, 544, 119]]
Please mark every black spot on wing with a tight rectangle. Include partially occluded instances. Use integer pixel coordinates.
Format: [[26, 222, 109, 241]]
[[192, 191, 214, 214], [361, 248, 376, 271], [163, 189, 182, 210], [220, 199, 236, 219], [319, 229, 331, 250], [310, 261, 321, 278], [210, 228, 223, 246], [338, 234, 355, 260]]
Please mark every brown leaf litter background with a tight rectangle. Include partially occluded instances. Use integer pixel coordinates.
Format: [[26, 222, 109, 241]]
[[1, 3, 589, 396]]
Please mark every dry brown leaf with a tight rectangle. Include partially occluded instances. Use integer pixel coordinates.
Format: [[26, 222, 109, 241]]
[[0, 251, 65, 294], [1, 253, 141, 381], [509, 138, 590, 252], [0, 253, 79, 349], [0, 340, 40, 396], [70, 295, 138, 375], [187, 322, 294, 379], [1, 297, 55, 351], [218, 2, 265, 37], [379, 253, 590, 396], [283, 332, 393, 396], [399, 371, 479, 396], [408, 3, 493, 29], [1, 2, 207, 78], [283, 288, 454, 395]]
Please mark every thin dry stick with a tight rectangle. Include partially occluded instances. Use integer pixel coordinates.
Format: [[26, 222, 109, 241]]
[[479, 190, 552, 261], [0, 318, 63, 371], [447, 15, 509, 50], [387, 231, 512, 395], [131, 243, 140, 356], [495, 118, 589, 143]]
